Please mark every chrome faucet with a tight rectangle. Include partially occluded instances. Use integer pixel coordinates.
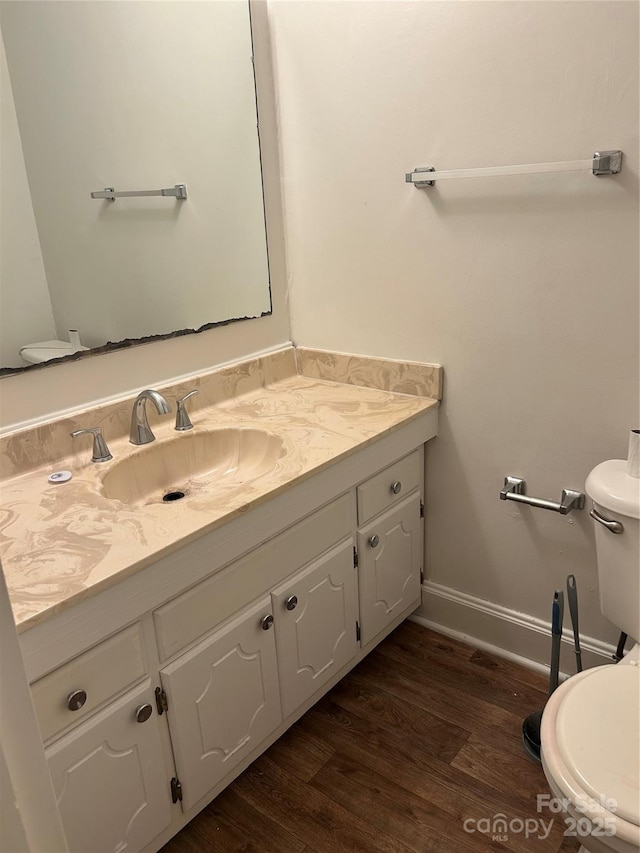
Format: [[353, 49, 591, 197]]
[[130, 389, 171, 445]]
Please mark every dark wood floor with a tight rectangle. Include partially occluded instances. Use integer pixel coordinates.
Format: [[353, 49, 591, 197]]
[[160, 622, 581, 853]]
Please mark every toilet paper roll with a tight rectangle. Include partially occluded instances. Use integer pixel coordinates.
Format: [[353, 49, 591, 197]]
[[627, 429, 640, 478]]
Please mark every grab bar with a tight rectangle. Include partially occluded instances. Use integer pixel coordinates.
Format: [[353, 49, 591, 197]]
[[499, 476, 585, 515], [91, 184, 187, 201], [406, 150, 622, 188]]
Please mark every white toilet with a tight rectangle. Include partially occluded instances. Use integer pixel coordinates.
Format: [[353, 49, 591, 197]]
[[541, 460, 640, 853], [19, 330, 88, 365]]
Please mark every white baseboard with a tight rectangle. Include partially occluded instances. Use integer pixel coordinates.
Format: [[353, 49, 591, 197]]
[[412, 581, 617, 678]]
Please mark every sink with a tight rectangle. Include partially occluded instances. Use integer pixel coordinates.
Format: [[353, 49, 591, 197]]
[[99, 428, 285, 505]]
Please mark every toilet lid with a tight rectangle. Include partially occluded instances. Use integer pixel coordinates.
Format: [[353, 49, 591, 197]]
[[556, 665, 640, 826]]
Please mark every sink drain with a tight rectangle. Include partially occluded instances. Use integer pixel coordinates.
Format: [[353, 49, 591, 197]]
[[163, 490, 186, 502]]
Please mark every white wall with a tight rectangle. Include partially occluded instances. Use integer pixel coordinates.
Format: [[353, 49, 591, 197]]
[[0, 35, 56, 369], [270, 0, 639, 650], [0, 1, 290, 432]]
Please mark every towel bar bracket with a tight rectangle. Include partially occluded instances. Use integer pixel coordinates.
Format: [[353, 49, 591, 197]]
[[409, 166, 436, 188], [499, 476, 585, 515], [592, 150, 622, 176]]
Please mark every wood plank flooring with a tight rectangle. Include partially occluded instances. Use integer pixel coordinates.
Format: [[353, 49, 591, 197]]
[[160, 622, 581, 853]]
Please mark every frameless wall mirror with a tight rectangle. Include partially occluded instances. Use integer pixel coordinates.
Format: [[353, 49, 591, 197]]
[[0, 0, 271, 375]]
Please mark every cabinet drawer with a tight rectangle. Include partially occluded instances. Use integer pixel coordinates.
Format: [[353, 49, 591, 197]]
[[357, 448, 422, 524], [154, 493, 353, 661], [31, 623, 147, 743]]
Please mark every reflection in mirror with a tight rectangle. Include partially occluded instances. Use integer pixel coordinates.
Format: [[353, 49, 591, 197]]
[[0, 0, 271, 374]]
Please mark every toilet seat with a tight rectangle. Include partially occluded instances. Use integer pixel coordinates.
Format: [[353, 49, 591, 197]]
[[541, 664, 640, 851]]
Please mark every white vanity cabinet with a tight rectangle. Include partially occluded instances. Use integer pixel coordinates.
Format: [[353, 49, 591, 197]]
[[22, 427, 434, 853], [158, 536, 358, 812], [356, 450, 423, 647], [30, 622, 172, 853], [152, 493, 358, 811]]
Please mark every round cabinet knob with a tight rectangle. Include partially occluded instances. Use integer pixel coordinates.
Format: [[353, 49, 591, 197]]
[[261, 614, 274, 630], [67, 689, 87, 712], [135, 703, 153, 724], [368, 534, 380, 548], [391, 481, 402, 495], [285, 595, 298, 611]]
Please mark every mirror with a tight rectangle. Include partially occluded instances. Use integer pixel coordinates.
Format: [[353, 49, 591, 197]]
[[0, 0, 272, 374]]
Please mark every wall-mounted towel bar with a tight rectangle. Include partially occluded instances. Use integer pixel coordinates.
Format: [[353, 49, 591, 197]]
[[406, 150, 622, 188], [90, 184, 188, 201], [499, 476, 585, 515]]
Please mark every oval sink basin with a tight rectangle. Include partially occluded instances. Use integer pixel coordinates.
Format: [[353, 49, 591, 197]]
[[100, 428, 285, 505]]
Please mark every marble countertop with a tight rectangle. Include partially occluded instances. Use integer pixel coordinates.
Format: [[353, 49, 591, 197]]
[[0, 362, 439, 632]]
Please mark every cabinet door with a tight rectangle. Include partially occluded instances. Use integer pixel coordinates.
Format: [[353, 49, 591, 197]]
[[357, 492, 422, 646], [46, 682, 172, 853], [160, 597, 281, 811], [272, 541, 358, 719]]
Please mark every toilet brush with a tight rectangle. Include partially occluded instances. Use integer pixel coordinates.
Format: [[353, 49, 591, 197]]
[[522, 589, 564, 764], [548, 589, 563, 694], [566, 574, 583, 673]]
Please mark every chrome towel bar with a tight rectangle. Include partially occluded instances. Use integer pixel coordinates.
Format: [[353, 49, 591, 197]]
[[499, 476, 585, 515], [91, 184, 187, 201], [406, 150, 622, 188]]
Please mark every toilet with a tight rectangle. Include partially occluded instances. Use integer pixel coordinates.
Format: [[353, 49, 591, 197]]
[[19, 330, 88, 365], [540, 459, 640, 853]]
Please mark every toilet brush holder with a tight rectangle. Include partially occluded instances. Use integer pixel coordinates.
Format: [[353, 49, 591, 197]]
[[522, 589, 564, 765], [522, 709, 543, 765]]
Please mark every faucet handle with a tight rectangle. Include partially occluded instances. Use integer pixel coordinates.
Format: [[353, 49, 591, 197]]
[[175, 389, 199, 431], [71, 427, 113, 463]]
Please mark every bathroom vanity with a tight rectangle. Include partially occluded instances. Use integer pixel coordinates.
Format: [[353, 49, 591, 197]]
[[0, 346, 441, 853]]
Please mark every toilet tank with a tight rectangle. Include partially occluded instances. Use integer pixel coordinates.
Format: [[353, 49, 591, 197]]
[[585, 460, 640, 642]]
